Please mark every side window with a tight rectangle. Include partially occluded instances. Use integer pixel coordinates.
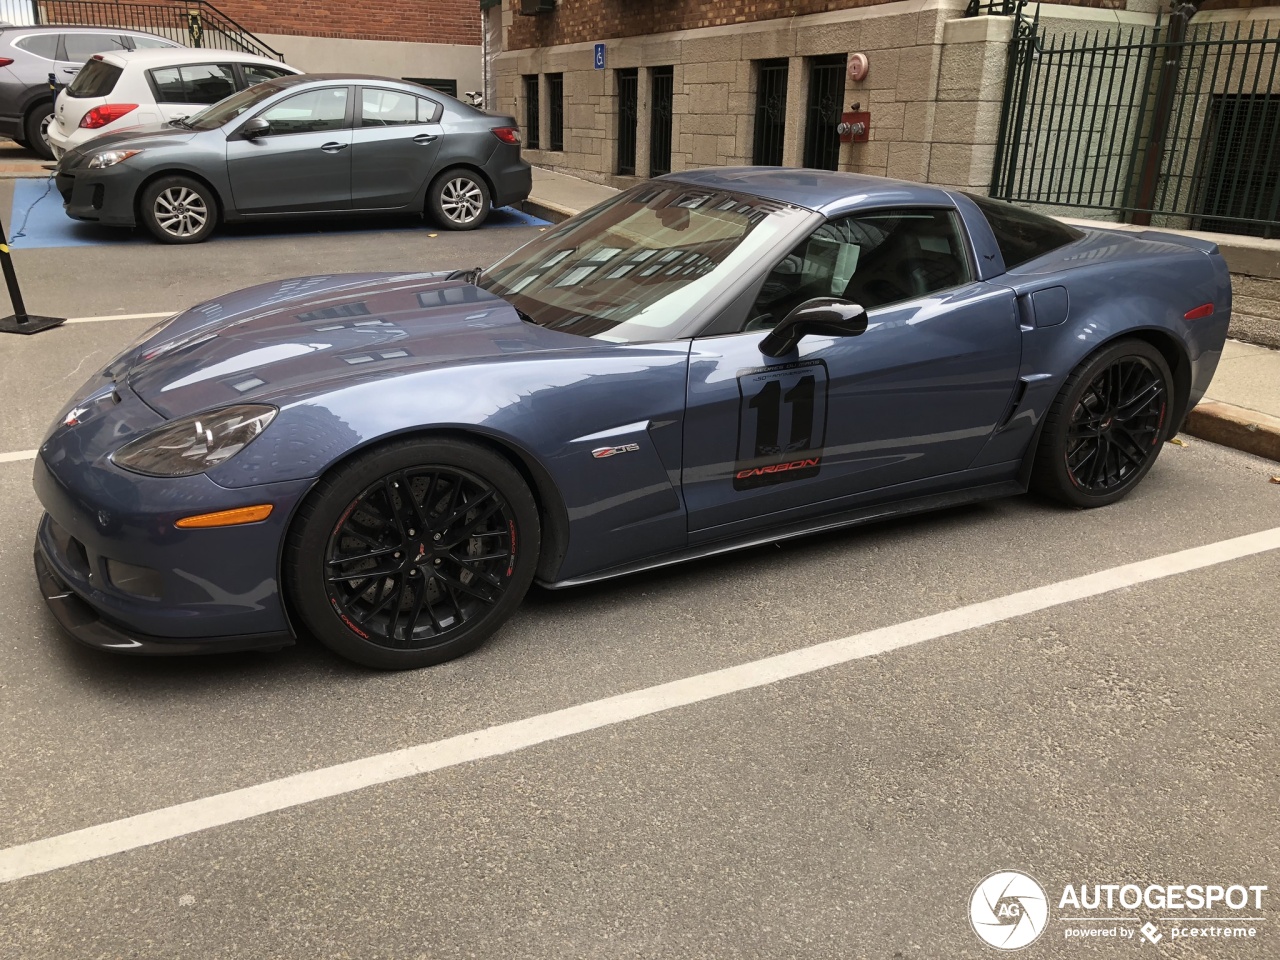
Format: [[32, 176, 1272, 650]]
[[63, 33, 129, 63], [964, 192, 1083, 270], [417, 97, 441, 123], [15, 35, 58, 60], [361, 88, 419, 126], [182, 64, 236, 104], [747, 208, 972, 327], [130, 36, 175, 50], [149, 65, 235, 104], [258, 87, 349, 135], [242, 64, 294, 87]]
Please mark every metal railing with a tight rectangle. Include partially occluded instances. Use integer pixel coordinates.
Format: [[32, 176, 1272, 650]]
[[963, 0, 1020, 17], [616, 67, 637, 175], [649, 66, 673, 176], [523, 73, 540, 150], [0, 1, 282, 60], [752, 59, 788, 166], [991, 6, 1280, 238], [547, 72, 563, 151]]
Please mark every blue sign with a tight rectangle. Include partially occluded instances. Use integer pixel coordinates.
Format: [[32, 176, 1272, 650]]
[[594, 43, 605, 70]]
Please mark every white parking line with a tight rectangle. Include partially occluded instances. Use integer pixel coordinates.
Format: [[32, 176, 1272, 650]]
[[65, 311, 175, 325], [2, 525, 1279, 885], [0, 449, 36, 463]]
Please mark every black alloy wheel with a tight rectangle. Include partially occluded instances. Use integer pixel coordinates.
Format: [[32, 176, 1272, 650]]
[[1032, 339, 1174, 508], [288, 438, 540, 669]]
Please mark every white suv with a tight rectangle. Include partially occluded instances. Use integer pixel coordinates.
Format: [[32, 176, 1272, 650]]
[[47, 47, 301, 159]]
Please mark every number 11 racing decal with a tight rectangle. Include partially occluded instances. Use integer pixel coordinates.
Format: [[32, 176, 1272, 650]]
[[733, 358, 829, 490]]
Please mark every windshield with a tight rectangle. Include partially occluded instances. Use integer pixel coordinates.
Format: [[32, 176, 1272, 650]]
[[480, 183, 814, 343], [186, 81, 282, 130]]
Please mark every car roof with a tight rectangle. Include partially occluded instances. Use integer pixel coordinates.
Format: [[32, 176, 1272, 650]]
[[92, 47, 295, 68], [0, 24, 171, 36], [660, 166, 958, 217]]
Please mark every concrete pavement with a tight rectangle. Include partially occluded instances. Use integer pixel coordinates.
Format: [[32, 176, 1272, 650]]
[[525, 165, 1280, 464]]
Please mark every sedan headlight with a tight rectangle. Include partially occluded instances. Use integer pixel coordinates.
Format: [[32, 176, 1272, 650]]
[[112, 404, 277, 477], [87, 149, 143, 169]]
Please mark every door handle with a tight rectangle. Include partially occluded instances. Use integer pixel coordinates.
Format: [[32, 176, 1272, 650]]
[[412, 133, 438, 145], [320, 141, 349, 153], [61, 68, 78, 74]]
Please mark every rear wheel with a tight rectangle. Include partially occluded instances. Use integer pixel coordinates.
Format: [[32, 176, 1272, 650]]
[[428, 168, 491, 230], [25, 102, 53, 161], [140, 175, 217, 244], [286, 438, 540, 669], [1031, 338, 1174, 508]]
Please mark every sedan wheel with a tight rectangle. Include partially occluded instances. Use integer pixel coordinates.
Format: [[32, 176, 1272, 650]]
[[140, 176, 217, 244], [287, 438, 540, 669], [428, 168, 491, 231], [1031, 338, 1174, 508]]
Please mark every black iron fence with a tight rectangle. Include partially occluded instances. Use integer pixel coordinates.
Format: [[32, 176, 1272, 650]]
[[650, 65, 673, 176], [803, 54, 845, 171], [523, 73, 540, 150], [752, 59, 788, 166], [547, 72, 563, 151], [616, 67, 637, 175], [0, 1, 281, 60], [991, 6, 1280, 238]]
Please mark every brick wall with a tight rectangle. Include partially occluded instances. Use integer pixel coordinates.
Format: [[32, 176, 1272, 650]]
[[56, 0, 481, 45]]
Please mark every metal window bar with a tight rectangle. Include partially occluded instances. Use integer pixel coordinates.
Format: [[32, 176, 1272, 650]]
[[649, 65, 673, 177], [991, 10, 1280, 238], [32, 1, 282, 59], [523, 74, 540, 150], [803, 54, 846, 171], [616, 68, 638, 175], [752, 59, 788, 166], [547, 72, 564, 152]]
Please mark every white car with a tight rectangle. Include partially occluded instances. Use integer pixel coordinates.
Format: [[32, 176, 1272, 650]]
[[46, 47, 301, 159]]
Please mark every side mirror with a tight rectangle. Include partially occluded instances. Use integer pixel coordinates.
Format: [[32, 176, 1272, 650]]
[[759, 297, 868, 357], [241, 116, 271, 139]]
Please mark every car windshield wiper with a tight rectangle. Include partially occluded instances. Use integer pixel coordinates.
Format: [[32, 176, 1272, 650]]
[[169, 117, 193, 129]]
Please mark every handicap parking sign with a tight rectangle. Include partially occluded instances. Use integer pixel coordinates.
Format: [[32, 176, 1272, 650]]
[[594, 43, 605, 69]]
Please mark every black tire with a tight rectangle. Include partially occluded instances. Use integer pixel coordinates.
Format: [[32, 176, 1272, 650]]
[[1031, 338, 1175, 508], [25, 102, 53, 161], [139, 175, 218, 244], [286, 437, 540, 670], [427, 167, 491, 230]]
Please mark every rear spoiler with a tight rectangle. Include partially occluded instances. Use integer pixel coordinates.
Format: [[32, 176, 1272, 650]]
[[1130, 229, 1219, 255]]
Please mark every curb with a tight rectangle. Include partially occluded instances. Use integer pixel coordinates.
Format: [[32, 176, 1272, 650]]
[[521, 197, 572, 224], [1183, 400, 1280, 463]]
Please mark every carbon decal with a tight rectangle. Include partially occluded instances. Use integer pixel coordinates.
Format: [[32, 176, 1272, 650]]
[[733, 358, 829, 490]]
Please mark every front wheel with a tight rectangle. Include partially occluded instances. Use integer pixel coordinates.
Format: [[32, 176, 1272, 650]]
[[427, 168, 491, 230], [140, 175, 217, 244], [1031, 338, 1175, 508], [286, 438, 540, 669]]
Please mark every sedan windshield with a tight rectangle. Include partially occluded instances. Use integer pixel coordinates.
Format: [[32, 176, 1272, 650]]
[[480, 183, 814, 342], [186, 81, 282, 130]]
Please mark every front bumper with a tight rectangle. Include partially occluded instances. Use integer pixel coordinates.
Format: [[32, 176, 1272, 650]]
[[35, 544, 291, 655], [56, 160, 141, 226]]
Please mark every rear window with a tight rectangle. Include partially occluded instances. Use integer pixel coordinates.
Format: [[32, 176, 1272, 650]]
[[964, 193, 1083, 270], [66, 57, 122, 98], [63, 32, 129, 63], [14, 35, 58, 60], [149, 64, 236, 105]]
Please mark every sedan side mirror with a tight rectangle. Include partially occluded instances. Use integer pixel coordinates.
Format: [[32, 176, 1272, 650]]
[[759, 297, 869, 357], [241, 117, 271, 139]]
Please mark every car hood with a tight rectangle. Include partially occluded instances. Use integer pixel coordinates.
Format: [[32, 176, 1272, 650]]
[[121, 272, 593, 419], [60, 123, 197, 167]]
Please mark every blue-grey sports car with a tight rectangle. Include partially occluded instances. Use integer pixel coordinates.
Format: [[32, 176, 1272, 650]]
[[34, 168, 1232, 669]]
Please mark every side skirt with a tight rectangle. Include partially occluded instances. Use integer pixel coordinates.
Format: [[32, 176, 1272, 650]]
[[539, 479, 1025, 590]]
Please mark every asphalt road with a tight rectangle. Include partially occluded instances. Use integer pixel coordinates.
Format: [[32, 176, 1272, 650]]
[[0, 192, 1278, 959]]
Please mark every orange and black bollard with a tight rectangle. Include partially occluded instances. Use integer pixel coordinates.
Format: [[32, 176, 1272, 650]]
[[0, 209, 64, 335]]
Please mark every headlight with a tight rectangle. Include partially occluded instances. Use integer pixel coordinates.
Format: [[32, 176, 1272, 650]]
[[87, 149, 143, 169], [111, 404, 277, 477]]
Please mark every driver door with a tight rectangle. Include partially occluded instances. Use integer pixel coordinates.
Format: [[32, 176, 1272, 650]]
[[226, 86, 353, 214], [681, 207, 1022, 539]]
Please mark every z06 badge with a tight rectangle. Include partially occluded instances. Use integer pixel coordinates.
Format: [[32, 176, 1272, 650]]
[[592, 443, 641, 459]]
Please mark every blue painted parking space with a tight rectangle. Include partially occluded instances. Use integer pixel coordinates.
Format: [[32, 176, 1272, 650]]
[[7, 177, 549, 249]]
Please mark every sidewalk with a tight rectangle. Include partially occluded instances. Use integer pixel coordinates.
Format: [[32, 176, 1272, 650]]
[[526, 165, 1280, 464]]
